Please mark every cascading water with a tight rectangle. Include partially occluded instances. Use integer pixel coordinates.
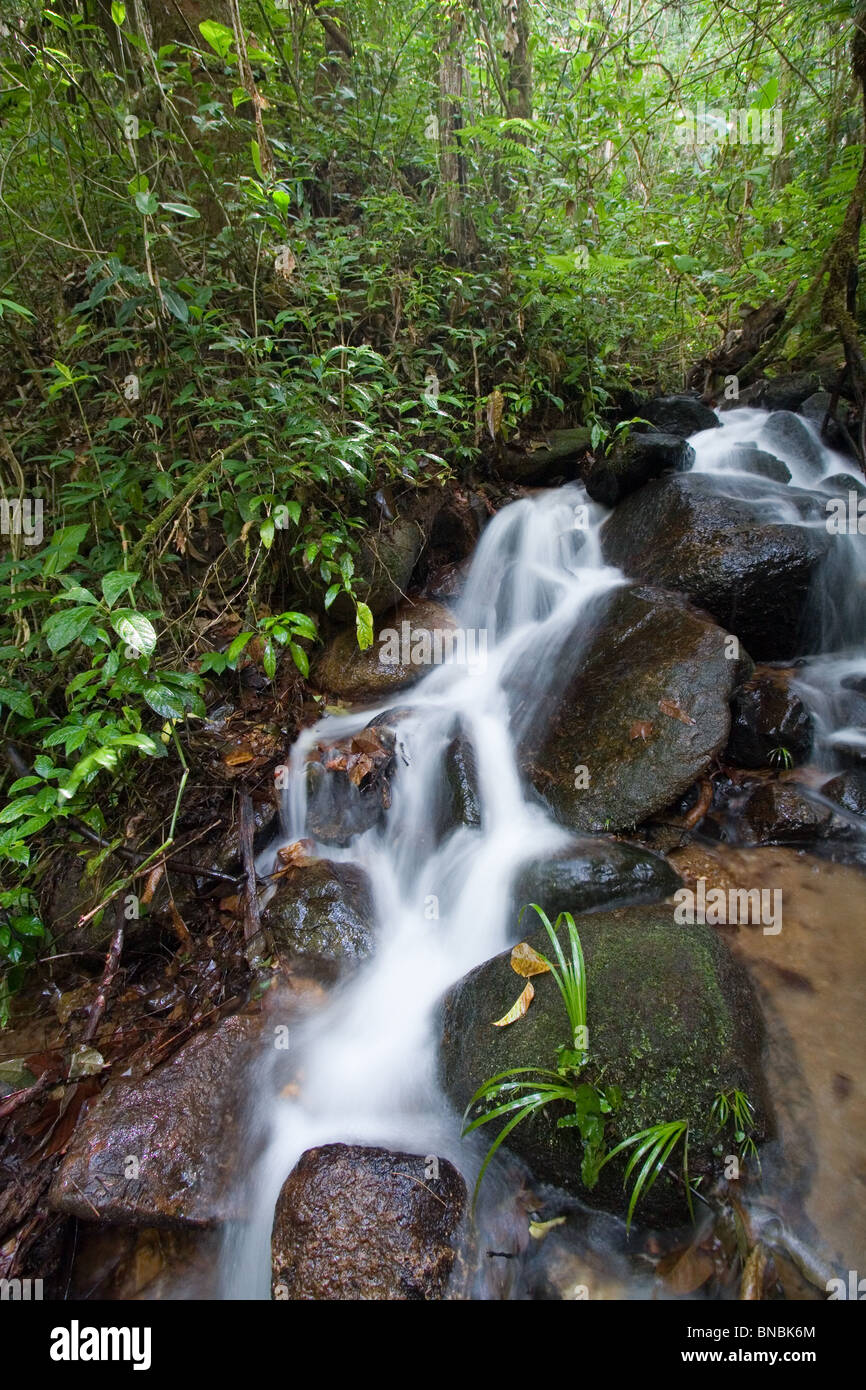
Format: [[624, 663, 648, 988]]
[[222, 485, 624, 1297], [222, 403, 866, 1298]]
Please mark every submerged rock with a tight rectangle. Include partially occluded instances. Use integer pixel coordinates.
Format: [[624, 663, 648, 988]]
[[271, 1144, 466, 1299], [440, 905, 768, 1226], [585, 431, 694, 507], [311, 599, 457, 702], [264, 858, 376, 962], [726, 672, 814, 769], [522, 586, 746, 833], [601, 474, 832, 659], [512, 836, 681, 921], [641, 395, 719, 437]]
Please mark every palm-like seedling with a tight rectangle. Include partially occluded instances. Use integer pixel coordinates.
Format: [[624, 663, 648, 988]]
[[601, 1119, 692, 1230]]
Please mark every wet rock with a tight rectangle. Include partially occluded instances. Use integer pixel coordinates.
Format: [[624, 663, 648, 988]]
[[512, 837, 682, 920], [441, 734, 482, 834], [733, 371, 836, 413], [726, 672, 813, 769], [49, 1012, 266, 1227], [500, 428, 592, 485], [742, 783, 833, 844], [821, 472, 866, 499], [311, 599, 457, 702], [271, 1144, 466, 1299], [263, 858, 376, 962], [522, 586, 746, 833], [759, 411, 825, 476], [440, 905, 768, 1226], [601, 474, 832, 659], [800, 392, 855, 455], [321, 508, 432, 622], [641, 395, 719, 437], [304, 721, 398, 846], [727, 443, 791, 484], [585, 432, 694, 507], [821, 769, 866, 817]]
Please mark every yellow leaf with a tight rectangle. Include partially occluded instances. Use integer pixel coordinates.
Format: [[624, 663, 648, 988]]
[[491, 980, 535, 1027], [529, 1216, 566, 1240], [511, 941, 551, 978], [486, 388, 504, 442]]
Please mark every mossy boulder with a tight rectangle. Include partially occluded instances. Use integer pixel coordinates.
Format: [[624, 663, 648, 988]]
[[440, 905, 769, 1227], [310, 599, 457, 702], [263, 859, 376, 962]]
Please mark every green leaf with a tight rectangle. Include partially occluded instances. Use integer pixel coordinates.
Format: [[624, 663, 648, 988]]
[[102, 570, 138, 609], [250, 139, 264, 181], [43, 606, 98, 653], [111, 610, 157, 656], [41, 524, 89, 576], [259, 518, 275, 550], [0, 688, 34, 717], [134, 190, 159, 216], [289, 641, 309, 678], [226, 632, 253, 664], [199, 19, 234, 59], [263, 639, 276, 679], [160, 287, 189, 322], [159, 202, 200, 219], [111, 1, 125, 23], [355, 601, 374, 652], [143, 684, 186, 720]]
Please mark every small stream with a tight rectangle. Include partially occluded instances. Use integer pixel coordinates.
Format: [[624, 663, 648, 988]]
[[221, 404, 866, 1299]]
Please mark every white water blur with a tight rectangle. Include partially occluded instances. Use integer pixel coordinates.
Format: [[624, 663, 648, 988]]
[[222, 485, 624, 1297], [690, 406, 866, 768]]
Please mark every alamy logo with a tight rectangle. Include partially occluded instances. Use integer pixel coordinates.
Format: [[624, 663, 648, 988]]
[[0, 1277, 43, 1300], [672, 103, 783, 154], [0, 497, 43, 546], [673, 877, 782, 935], [49, 1320, 152, 1371], [379, 621, 488, 674], [826, 1270, 866, 1300], [826, 492, 866, 534]]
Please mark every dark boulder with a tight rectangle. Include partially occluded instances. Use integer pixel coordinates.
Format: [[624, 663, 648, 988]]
[[821, 768, 866, 817], [733, 371, 837, 414], [726, 443, 791, 484], [585, 432, 694, 507], [522, 585, 747, 833], [440, 905, 768, 1226], [742, 783, 833, 844], [601, 474, 832, 659], [759, 411, 825, 477], [726, 672, 813, 769], [271, 1144, 466, 1299], [263, 858, 376, 962], [513, 836, 681, 920], [500, 428, 592, 485], [641, 395, 719, 437]]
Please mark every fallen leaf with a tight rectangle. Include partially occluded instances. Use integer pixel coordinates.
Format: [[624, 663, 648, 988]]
[[659, 697, 696, 726], [347, 752, 373, 786], [492, 980, 535, 1027], [629, 720, 654, 741], [224, 746, 255, 766], [658, 1243, 715, 1294], [140, 862, 165, 906], [486, 388, 504, 442], [68, 1045, 106, 1081], [511, 941, 551, 978], [529, 1216, 566, 1240]]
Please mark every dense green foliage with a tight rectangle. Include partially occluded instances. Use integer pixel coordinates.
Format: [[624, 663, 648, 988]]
[[0, 0, 862, 1005]]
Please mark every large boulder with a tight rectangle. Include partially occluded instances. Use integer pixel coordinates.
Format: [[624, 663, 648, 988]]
[[601, 474, 832, 659], [822, 768, 866, 817], [303, 718, 400, 846], [440, 905, 768, 1226], [513, 836, 681, 920], [732, 370, 838, 414], [311, 599, 457, 702], [641, 395, 719, 437], [585, 432, 694, 507], [500, 428, 592, 485], [263, 858, 376, 962], [271, 1144, 466, 1299], [49, 1008, 290, 1227], [726, 671, 814, 769], [759, 411, 825, 477], [521, 586, 747, 833]]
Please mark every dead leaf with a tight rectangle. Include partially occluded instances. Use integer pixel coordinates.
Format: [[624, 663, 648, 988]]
[[529, 1216, 566, 1240], [629, 720, 654, 741], [276, 839, 316, 868], [659, 698, 696, 726], [140, 862, 165, 906], [224, 746, 255, 767], [168, 898, 192, 948], [347, 752, 373, 786], [511, 941, 551, 978], [486, 388, 504, 442], [492, 980, 535, 1027]]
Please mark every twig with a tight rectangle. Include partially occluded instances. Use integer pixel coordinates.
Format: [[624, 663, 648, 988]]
[[81, 917, 125, 1044]]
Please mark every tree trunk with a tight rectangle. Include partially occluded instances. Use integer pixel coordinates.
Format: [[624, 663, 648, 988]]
[[438, 3, 476, 260]]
